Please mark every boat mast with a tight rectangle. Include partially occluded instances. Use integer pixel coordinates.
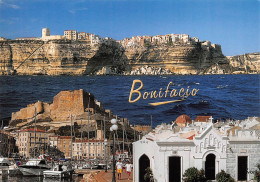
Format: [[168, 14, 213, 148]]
[[123, 118, 125, 157], [0, 120, 2, 156], [103, 115, 106, 160], [94, 105, 97, 159], [87, 93, 90, 160], [70, 114, 73, 160], [81, 119, 83, 161], [34, 107, 36, 158]]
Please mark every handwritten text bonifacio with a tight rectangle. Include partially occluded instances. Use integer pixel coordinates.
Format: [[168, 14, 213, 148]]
[[128, 79, 199, 106]]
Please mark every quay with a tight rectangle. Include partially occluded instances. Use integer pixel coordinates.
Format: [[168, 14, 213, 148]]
[[91, 170, 133, 182]]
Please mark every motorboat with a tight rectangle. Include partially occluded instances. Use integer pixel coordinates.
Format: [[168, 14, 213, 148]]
[[18, 158, 51, 176], [0, 157, 22, 176], [0, 157, 11, 169], [43, 163, 74, 179]]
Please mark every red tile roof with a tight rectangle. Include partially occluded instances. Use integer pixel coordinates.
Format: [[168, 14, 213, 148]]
[[195, 116, 211, 122], [58, 136, 72, 139], [19, 128, 45, 133], [74, 139, 105, 143]]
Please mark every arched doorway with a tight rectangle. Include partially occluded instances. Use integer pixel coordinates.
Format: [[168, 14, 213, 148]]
[[205, 153, 216, 180], [169, 156, 181, 182], [139, 154, 150, 182]]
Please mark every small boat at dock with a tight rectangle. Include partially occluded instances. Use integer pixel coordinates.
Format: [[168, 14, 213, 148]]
[[0, 157, 22, 176], [43, 163, 74, 179], [18, 158, 51, 176]]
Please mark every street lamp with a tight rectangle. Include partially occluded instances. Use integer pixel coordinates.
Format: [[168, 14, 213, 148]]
[[104, 138, 108, 172], [110, 118, 118, 182]]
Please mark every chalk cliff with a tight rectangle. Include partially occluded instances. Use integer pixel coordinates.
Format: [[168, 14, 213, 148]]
[[123, 42, 227, 75], [0, 40, 126, 75], [0, 39, 259, 75]]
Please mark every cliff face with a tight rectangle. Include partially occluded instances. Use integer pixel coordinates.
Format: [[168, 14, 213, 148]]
[[123, 42, 227, 75], [227, 53, 260, 74], [0, 40, 126, 75], [0, 39, 259, 75]]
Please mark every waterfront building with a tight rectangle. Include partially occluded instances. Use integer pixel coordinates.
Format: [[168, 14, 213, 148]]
[[72, 139, 108, 160], [0, 131, 17, 157], [48, 132, 108, 160], [48, 135, 58, 147], [133, 116, 260, 182], [16, 128, 50, 158], [55, 136, 73, 159]]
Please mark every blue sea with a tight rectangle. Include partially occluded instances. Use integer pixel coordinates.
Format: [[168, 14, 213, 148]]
[[0, 75, 259, 127]]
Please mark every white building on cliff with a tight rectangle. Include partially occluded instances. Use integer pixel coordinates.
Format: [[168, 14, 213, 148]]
[[42, 28, 64, 41], [133, 115, 260, 182]]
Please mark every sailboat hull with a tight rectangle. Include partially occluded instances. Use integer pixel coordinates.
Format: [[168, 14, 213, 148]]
[[19, 166, 51, 176]]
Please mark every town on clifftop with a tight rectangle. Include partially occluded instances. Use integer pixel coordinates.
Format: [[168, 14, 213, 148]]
[[0, 28, 259, 76]]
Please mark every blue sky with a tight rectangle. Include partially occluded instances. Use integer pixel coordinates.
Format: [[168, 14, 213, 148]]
[[0, 0, 259, 56]]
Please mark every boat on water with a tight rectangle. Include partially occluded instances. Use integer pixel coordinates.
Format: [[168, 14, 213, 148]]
[[18, 158, 51, 176], [0, 157, 22, 176], [0, 157, 11, 169], [43, 163, 74, 179]]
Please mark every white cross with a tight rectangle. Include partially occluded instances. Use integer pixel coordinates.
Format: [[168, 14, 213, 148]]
[[209, 116, 213, 123]]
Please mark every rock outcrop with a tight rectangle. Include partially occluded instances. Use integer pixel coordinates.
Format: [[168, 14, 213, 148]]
[[129, 65, 172, 75]]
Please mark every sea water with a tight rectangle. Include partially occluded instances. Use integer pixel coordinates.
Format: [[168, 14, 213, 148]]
[[0, 75, 259, 127]]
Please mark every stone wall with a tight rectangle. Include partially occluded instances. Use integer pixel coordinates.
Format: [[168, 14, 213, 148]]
[[51, 89, 95, 121], [10, 89, 100, 126], [11, 101, 44, 120], [226, 142, 260, 180]]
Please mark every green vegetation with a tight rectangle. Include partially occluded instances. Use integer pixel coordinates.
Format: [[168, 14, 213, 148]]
[[216, 170, 234, 182], [183, 167, 206, 182]]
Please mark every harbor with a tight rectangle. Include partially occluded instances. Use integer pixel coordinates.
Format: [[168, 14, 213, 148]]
[[0, 73, 259, 182]]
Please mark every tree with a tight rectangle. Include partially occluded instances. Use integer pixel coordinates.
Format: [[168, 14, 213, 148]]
[[183, 167, 206, 182], [216, 170, 234, 182]]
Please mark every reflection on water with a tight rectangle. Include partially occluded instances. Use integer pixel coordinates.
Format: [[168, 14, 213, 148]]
[[0, 175, 83, 182]]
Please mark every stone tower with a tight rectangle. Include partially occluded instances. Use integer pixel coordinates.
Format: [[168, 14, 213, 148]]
[[42, 28, 50, 38]]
